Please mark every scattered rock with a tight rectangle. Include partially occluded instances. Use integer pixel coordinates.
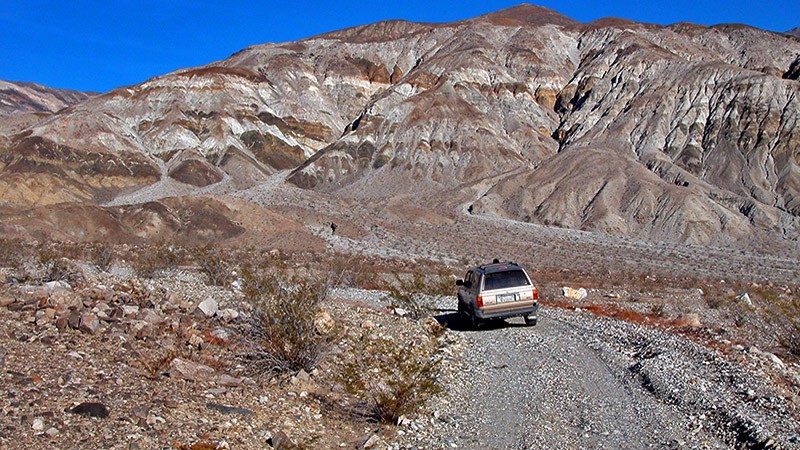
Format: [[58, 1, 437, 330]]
[[675, 313, 702, 329], [393, 307, 409, 317], [216, 374, 243, 387], [43, 280, 71, 292], [121, 305, 140, 316], [218, 308, 239, 322], [735, 292, 753, 307], [45, 427, 60, 437], [31, 417, 45, 432], [314, 311, 335, 335], [0, 295, 14, 307], [562, 287, 588, 300], [362, 433, 384, 449], [137, 308, 161, 325], [79, 313, 101, 334], [92, 302, 111, 319], [206, 403, 253, 415], [290, 369, 311, 384], [267, 430, 294, 449], [197, 298, 219, 318], [169, 357, 215, 382], [69, 401, 110, 418]]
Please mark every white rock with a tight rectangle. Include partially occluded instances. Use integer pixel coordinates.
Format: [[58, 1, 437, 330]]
[[31, 417, 45, 432], [765, 352, 784, 368], [735, 292, 753, 307], [562, 287, 587, 300], [197, 298, 219, 317], [121, 305, 140, 316], [314, 311, 335, 334], [394, 307, 409, 317], [219, 308, 239, 322], [43, 280, 71, 291]]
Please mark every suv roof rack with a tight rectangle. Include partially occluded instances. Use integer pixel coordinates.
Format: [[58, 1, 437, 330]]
[[478, 260, 517, 270]]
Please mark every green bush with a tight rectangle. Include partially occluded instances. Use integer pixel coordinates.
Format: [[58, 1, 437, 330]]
[[129, 245, 181, 279], [191, 245, 232, 287], [241, 268, 327, 374], [36, 247, 83, 284], [339, 337, 442, 424], [87, 242, 115, 272], [386, 270, 452, 320]]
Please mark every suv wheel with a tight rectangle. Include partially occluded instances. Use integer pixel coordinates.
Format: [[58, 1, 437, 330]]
[[524, 315, 537, 326], [458, 301, 478, 330]]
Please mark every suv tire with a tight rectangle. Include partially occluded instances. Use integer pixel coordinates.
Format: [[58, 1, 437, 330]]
[[458, 300, 478, 330], [524, 315, 537, 326]]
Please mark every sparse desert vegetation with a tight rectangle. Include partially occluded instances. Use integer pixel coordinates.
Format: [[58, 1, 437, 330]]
[[0, 238, 798, 448]]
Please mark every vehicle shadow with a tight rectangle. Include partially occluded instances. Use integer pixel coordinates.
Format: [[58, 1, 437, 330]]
[[433, 309, 531, 332]]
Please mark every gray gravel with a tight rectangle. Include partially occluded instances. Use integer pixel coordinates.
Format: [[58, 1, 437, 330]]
[[389, 303, 800, 449]]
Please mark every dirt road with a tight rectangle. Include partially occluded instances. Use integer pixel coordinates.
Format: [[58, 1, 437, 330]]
[[419, 307, 797, 449]]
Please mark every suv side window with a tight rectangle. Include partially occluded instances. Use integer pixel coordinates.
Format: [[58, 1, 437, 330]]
[[471, 271, 482, 291]]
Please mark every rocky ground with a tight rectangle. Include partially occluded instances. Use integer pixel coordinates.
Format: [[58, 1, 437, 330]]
[[0, 263, 454, 449], [0, 245, 798, 449], [1, 169, 798, 449]]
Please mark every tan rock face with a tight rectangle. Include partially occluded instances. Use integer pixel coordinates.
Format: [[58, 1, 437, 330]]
[[0, 5, 798, 246]]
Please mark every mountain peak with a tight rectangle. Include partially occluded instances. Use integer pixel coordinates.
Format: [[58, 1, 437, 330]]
[[475, 3, 578, 27]]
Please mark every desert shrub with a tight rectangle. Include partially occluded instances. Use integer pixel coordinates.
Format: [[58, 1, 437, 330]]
[[325, 254, 383, 290], [756, 287, 800, 359], [36, 247, 83, 284], [240, 267, 327, 374], [0, 238, 26, 268], [339, 337, 442, 424], [191, 245, 232, 287], [87, 242, 115, 272], [0, 238, 33, 281], [129, 245, 181, 278], [386, 270, 452, 320]]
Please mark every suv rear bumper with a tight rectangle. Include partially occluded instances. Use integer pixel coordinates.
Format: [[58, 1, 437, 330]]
[[476, 301, 539, 321]]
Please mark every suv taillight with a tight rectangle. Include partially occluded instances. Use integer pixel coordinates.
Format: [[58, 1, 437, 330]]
[[532, 288, 539, 301], [477, 295, 483, 308]]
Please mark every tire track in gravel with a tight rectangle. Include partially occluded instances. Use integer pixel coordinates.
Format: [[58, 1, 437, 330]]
[[443, 309, 725, 449]]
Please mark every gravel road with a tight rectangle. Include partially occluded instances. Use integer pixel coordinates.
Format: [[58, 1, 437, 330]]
[[414, 305, 799, 449]]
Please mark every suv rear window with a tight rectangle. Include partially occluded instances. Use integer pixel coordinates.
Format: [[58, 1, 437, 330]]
[[483, 270, 531, 290]]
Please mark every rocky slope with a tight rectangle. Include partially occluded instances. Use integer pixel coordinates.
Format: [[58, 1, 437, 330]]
[[1, 4, 799, 248], [0, 80, 92, 117]]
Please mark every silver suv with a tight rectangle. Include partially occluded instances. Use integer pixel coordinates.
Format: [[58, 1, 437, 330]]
[[456, 260, 539, 329]]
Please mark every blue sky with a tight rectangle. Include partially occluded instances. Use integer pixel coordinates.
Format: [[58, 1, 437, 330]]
[[2, 1, 798, 93]]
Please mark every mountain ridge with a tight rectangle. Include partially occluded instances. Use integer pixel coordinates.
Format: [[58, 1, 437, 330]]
[[0, 80, 93, 117], [0, 4, 798, 250]]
